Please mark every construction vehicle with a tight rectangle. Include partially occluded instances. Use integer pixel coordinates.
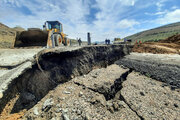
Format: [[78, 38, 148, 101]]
[[14, 21, 70, 47]]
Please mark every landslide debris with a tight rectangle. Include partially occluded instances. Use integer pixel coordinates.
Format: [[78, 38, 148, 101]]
[[132, 34, 180, 54]]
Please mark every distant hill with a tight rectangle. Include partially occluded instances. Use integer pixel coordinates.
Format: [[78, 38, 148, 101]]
[[13, 26, 25, 32], [0, 23, 25, 48], [124, 22, 180, 43]]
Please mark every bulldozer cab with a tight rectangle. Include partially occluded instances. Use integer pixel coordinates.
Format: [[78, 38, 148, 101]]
[[44, 21, 63, 33]]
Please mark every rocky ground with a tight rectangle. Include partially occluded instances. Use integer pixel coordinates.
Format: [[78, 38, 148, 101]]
[[22, 64, 180, 120], [0, 45, 132, 120], [0, 46, 179, 120]]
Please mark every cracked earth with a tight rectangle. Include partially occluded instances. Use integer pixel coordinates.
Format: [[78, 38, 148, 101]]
[[21, 64, 180, 120]]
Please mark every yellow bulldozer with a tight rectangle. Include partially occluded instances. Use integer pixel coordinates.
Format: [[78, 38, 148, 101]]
[[14, 21, 70, 47]]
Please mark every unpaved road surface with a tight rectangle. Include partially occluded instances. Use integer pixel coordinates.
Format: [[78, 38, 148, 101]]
[[122, 52, 180, 65], [116, 52, 180, 89], [0, 48, 43, 78], [0, 49, 43, 67]]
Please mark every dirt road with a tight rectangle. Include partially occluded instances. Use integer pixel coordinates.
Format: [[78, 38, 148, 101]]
[[116, 52, 180, 89]]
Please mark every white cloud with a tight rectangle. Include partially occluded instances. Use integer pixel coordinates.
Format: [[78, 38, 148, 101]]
[[145, 10, 167, 16], [171, 6, 178, 10], [117, 19, 139, 29], [119, 0, 137, 6], [1, 0, 20, 7], [156, 0, 169, 11], [157, 9, 180, 24], [0, 0, 143, 42]]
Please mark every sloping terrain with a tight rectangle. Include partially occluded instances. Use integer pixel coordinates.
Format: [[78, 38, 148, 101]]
[[125, 22, 180, 43], [0, 23, 25, 48], [132, 34, 180, 54]]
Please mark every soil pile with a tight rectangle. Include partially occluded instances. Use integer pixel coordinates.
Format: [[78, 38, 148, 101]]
[[0, 23, 25, 48], [132, 34, 180, 54], [160, 34, 180, 44]]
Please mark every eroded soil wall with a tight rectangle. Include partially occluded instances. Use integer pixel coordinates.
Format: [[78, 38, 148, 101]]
[[0, 45, 132, 114]]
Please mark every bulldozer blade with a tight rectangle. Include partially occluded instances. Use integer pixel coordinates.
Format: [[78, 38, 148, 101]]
[[14, 30, 48, 47]]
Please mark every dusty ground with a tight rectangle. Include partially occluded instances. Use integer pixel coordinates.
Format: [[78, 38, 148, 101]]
[[116, 52, 180, 89], [133, 34, 180, 54], [19, 64, 180, 120], [0, 45, 131, 120], [121, 72, 180, 120], [0, 48, 43, 67], [121, 52, 180, 65]]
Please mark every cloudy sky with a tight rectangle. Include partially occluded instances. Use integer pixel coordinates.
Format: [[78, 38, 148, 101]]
[[0, 0, 180, 42]]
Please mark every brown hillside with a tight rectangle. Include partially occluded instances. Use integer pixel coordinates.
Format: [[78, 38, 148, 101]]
[[0, 23, 25, 48], [0, 23, 9, 29], [159, 34, 180, 44], [133, 34, 180, 54]]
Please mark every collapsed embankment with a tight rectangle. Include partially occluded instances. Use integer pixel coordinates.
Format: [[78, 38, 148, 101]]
[[0, 45, 132, 117]]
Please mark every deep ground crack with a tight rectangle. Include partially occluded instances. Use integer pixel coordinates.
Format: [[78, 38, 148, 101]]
[[105, 69, 132, 100], [111, 68, 144, 120], [119, 94, 144, 120], [73, 68, 144, 119]]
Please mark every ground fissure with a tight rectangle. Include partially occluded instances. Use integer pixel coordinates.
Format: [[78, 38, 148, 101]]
[[0, 45, 132, 119]]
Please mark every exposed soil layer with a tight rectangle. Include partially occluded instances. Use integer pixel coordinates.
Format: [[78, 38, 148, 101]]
[[22, 64, 180, 120], [0, 45, 131, 119], [132, 34, 180, 54], [23, 65, 141, 120]]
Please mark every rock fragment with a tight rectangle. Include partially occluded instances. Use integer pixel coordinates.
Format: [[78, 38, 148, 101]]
[[42, 98, 54, 112], [33, 107, 39, 115]]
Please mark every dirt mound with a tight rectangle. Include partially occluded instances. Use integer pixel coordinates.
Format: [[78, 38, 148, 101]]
[[13, 27, 25, 32], [133, 34, 180, 54], [0, 23, 26, 48], [160, 34, 180, 44]]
